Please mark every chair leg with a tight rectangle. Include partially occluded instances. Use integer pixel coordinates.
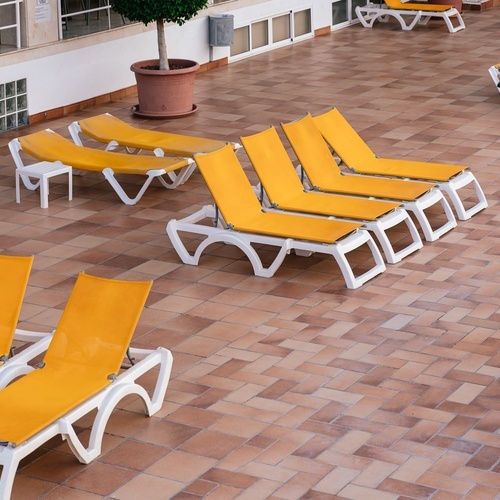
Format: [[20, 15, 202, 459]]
[[15, 171, 21, 204], [403, 189, 456, 242], [68, 170, 73, 202], [438, 171, 487, 221], [364, 208, 423, 264], [0, 452, 20, 500], [40, 176, 49, 209]]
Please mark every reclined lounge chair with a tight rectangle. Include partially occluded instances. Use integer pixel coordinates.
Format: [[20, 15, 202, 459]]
[[281, 114, 457, 242], [0, 273, 173, 499], [9, 129, 194, 205], [240, 127, 423, 264], [355, 0, 465, 33], [0, 254, 53, 389], [69, 112, 241, 157], [167, 145, 387, 289], [312, 108, 487, 221]]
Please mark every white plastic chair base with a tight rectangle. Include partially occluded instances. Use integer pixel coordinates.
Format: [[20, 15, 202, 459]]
[[256, 184, 422, 265], [362, 207, 423, 264], [0, 347, 172, 499], [355, 3, 465, 33], [438, 170, 488, 221], [15, 161, 72, 209], [166, 205, 386, 290], [402, 188, 457, 242]]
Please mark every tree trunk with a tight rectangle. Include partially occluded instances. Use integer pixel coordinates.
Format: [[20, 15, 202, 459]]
[[157, 18, 169, 70]]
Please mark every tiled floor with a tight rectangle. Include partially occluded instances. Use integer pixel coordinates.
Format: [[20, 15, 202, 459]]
[[0, 8, 499, 500]]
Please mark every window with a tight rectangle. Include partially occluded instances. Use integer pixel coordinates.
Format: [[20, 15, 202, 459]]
[[332, 0, 367, 29], [294, 9, 312, 37], [0, 0, 22, 53], [231, 25, 249, 56], [252, 21, 268, 49], [60, 0, 127, 40], [332, 0, 348, 26], [231, 8, 312, 60], [272, 14, 290, 43]]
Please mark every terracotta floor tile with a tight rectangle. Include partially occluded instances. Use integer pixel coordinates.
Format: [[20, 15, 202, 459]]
[[41, 486, 104, 499], [216, 445, 263, 472], [146, 450, 216, 482], [100, 440, 169, 471], [112, 473, 184, 499], [3, 10, 500, 498], [178, 430, 246, 459], [10, 476, 57, 500], [19, 450, 84, 484], [135, 420, 201, 448], [64, 462, 138, 496]]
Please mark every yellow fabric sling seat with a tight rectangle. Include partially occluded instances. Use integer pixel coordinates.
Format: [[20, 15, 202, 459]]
[[9, 129, 193, 205], [0, 254, 53, 389], [240, 127, 422, 265], [0, 273, 173, 499], [281, 114, 457, 242], [312, 109, 487, 221], [69, 113, 241, 157], [167, 144, 387, 289], [0, 255, 33, 364], [355, 0, 465, 33]]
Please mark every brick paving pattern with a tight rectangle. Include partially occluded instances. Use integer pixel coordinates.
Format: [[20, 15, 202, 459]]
[[0, 8, 498, 499]]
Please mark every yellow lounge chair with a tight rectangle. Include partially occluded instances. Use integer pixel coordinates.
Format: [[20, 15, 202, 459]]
[[240, 127, 422, 265], [9, 129, 194, 205], [312, 109, 488, 221], [0, 254, 53, 389], [281, 114, 457, 242], [167, 144, 386, 289], [0, 273, 173, 499], [69, 113, 241, 157], [355, 0, 465, 33]]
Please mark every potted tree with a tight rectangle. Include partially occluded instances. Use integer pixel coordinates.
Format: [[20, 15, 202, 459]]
[[111, 0, 209, 118]]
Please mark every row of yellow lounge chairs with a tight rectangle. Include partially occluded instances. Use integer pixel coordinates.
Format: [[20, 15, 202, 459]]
[[0, 254, 172, 499], [10, 109, 487, 290], [355, 0, 465, 33]]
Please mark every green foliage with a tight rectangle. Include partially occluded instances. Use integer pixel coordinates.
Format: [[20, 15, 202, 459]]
[[110, 0, 209, 26]]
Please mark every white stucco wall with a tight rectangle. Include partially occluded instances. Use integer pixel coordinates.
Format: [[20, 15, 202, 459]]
[[0, 0, 334, 117]]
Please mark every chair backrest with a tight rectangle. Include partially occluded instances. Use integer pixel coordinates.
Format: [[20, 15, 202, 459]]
[[281, 114, 344, 188], [0, 273, 152, 446], [240, 127, 306, 203], [19, 129, 85, 164], [312, 108, 376, 167], [79, 114, 138, 144], [0, 255, 33, 360], [78, 113, 230, 156], [194, 145, 265, 228], [42, 273, 151, 380]]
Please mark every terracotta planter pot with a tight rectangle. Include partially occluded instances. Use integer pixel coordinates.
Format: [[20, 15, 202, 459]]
[[131, 58, 200, 119]]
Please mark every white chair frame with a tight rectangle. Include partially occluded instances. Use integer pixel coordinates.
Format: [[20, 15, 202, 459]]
[[0, 329, 53, 389], [167, 205, 386, 290], [355, 2, 465, 33], [0, 346, 172, 499], [8, 133, 195, 206], [254, 184, 423, 265], [298, 167, 457, 243]]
